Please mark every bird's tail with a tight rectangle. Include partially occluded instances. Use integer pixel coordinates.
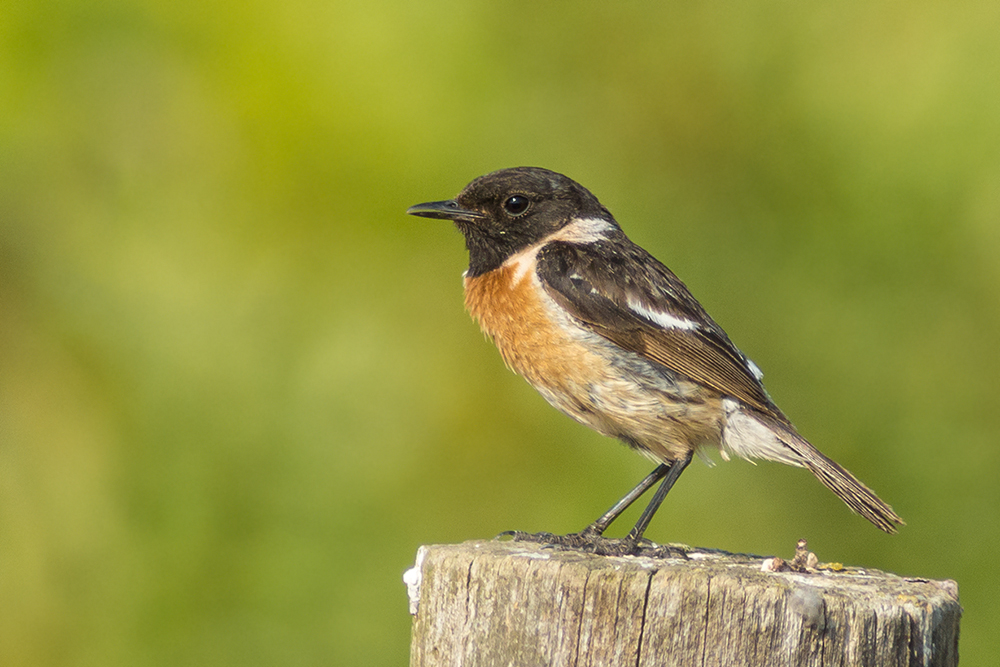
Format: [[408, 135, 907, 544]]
[[775, 424, 904, 534]]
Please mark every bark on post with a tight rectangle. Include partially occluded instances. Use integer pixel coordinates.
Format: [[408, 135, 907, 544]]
[[405, 540, 960, 667]]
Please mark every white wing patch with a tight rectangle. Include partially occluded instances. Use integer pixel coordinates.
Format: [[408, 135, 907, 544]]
[[626, 299, 699, 331], [628, 297, 764, 383]]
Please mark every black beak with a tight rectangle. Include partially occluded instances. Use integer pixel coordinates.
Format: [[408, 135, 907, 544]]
[[406, 199, 485, 221]]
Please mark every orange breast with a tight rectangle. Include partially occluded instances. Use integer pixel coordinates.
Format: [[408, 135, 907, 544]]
[[463, 262, 724, 462], [463, 264, 596, 390]]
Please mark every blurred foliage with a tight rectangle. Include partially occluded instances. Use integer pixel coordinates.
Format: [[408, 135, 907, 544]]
[[2, 0, 999, 664]]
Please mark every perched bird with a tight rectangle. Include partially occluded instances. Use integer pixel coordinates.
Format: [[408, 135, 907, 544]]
[[408, 167, 902, 550]]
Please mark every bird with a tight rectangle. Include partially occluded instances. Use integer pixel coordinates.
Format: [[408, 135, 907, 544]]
[[407, 166, 903, 552]]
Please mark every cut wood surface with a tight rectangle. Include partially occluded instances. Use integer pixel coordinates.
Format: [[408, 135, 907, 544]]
[[405, 540, 960, 667]]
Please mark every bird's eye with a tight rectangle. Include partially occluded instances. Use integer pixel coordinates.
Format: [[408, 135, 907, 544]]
[[502, 195, 530, 217]]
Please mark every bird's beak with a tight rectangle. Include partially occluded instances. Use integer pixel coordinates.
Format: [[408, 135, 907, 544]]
[[406, 199, 485, 221]]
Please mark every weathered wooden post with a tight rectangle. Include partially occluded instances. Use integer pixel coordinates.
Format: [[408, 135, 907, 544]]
[[404, 540, 960, 667]]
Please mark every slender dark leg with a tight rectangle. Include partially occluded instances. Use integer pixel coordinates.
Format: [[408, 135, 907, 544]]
[[624, 450, 693, 545], [504, 451, 694, 556], [578, 463, 671, 537]]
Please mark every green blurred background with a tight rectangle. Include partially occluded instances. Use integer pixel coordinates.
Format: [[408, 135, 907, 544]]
[[2, 1, 998, 664]]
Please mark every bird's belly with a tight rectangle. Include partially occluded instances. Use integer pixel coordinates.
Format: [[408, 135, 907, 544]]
[[464, 266, 724, 462]]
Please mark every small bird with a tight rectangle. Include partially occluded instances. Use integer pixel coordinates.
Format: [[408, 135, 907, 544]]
[[408, 167, 902, 551]]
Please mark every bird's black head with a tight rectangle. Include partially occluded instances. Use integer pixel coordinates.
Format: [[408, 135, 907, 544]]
[[407, 167, 615, 277]]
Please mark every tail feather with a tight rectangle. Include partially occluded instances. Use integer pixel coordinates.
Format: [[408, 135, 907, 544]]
[[723, 403, 904, 533], [780, 428, 904, 534]]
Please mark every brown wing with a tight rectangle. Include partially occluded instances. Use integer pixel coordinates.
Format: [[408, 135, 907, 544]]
[[536, 239, 788, 422]]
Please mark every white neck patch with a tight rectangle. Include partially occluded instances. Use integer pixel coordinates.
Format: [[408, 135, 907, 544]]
[[553, 217, 615, 244], [503, 217, 615, 285]]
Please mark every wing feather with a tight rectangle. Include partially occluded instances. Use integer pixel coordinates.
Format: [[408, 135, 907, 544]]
[[536, 240, 785, 421]]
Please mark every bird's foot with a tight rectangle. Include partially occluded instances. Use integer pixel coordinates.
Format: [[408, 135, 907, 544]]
[[498, 530, 687, 559]]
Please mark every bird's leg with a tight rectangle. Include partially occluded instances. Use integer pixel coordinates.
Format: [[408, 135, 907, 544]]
[[575, 463, 671, 538], [622, 450, 692, 547], [505, 452, 693, 557]]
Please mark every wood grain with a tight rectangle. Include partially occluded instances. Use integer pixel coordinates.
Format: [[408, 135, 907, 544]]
[[406, 540, 960, 667]]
